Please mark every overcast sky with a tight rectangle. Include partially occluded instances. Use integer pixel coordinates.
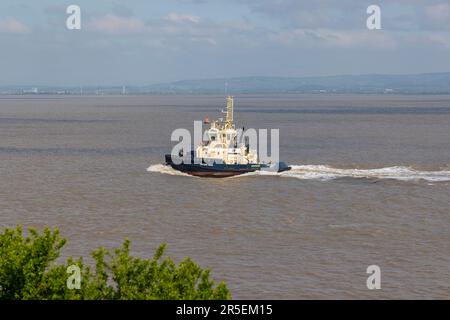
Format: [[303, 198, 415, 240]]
[[1, 0, 450, 85]]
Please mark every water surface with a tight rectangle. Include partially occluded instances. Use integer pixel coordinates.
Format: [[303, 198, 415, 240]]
[[0, 94, 449, 299]]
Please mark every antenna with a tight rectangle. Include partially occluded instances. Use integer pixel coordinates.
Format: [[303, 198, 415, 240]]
[[224, 81, 228, 95]]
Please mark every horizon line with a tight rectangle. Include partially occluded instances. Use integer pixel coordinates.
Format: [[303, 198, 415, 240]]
[[2, 71, 450, 88]]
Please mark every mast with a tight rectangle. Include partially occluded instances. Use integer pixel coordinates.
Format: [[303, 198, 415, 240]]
[[225, 95, 234, 128]]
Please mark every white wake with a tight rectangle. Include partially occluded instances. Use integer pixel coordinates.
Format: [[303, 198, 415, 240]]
[[146, 164, 192, 177], [275, 165, 450, 182], [147, 164, 450, 182]]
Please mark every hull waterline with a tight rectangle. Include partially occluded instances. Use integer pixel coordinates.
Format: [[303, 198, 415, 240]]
[[165, 154, 291, 178]]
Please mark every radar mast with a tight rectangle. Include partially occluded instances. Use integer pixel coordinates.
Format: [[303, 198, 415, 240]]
[[225, 95, 234, 128]]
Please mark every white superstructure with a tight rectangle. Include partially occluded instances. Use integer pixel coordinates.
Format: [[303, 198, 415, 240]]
[[196, 96, 258, 165]]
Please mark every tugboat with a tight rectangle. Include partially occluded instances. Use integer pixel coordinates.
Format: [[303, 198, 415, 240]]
[[165, 96, 291, 177]]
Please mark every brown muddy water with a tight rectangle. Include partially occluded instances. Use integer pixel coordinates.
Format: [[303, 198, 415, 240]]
[[0, 94, 449, 299]]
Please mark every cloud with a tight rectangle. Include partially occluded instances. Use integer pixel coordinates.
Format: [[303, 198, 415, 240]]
[[84, 12, 220, 47], [2, 0, 450, 85], [240, 0, 367, 29], [269, 28, 397, 49], [424, 3, 450, 29], [0, 17, 31, 34], [78, 7, 450, 53], [237, 0, 450, 31], [86, 12, 201, 36], [164, 12, 200, 24], [427, 34, 450, 48], [86, 14, 147, 34]]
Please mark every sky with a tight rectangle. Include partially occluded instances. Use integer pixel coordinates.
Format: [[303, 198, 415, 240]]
[[1, 0, 450, 85]]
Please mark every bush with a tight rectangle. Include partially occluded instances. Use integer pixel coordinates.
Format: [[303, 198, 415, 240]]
[[0, 226, 231, 300]]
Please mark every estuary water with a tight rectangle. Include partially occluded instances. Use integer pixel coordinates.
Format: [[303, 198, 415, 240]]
[[0, 94, 449, 299]]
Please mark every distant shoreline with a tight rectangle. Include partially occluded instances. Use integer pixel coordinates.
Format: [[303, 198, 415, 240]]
[[2, 92, 450, 98], [3, 72, 450, 95]]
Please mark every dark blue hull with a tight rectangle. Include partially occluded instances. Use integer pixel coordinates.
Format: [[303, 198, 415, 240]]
[[165, 154, 290, 177]]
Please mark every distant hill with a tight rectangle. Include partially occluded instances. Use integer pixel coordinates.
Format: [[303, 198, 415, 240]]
[[2, 72, 450, 95], [143, 73, 450, 94]]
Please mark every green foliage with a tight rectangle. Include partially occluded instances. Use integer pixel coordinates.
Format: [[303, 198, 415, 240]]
[[0, 226, 231, 300]]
